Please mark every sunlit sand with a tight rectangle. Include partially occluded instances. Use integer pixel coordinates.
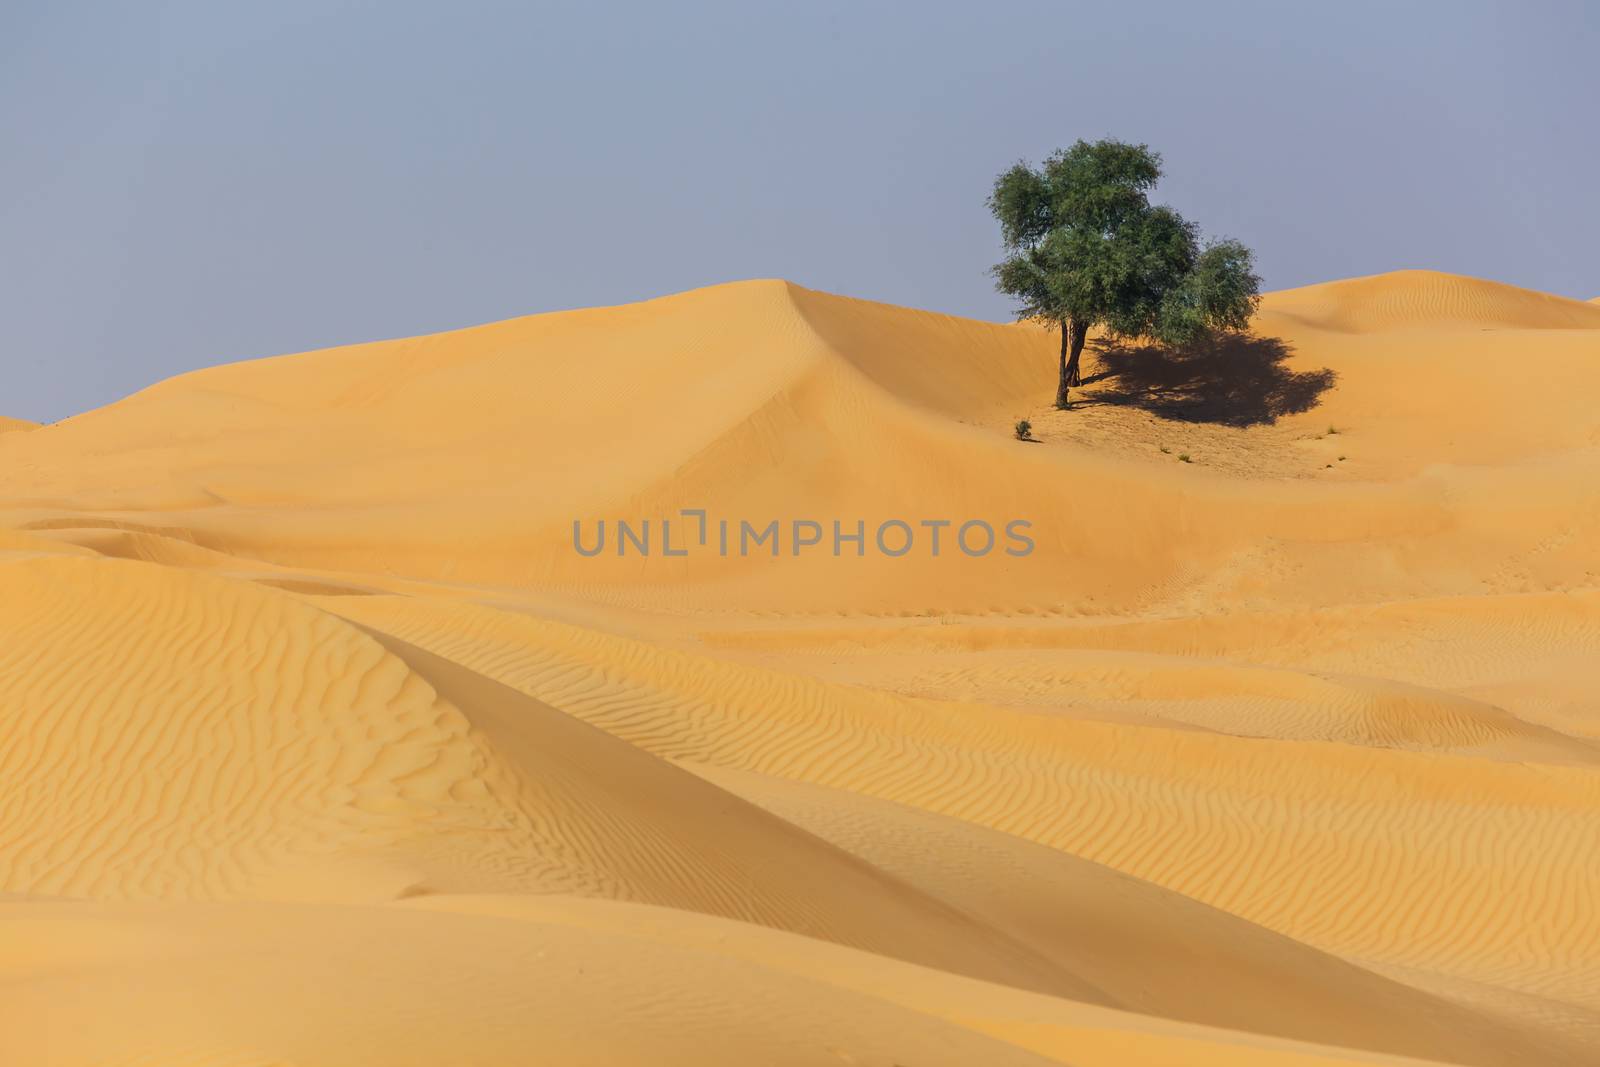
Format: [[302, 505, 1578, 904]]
[[3, 270, 1598, 1065]]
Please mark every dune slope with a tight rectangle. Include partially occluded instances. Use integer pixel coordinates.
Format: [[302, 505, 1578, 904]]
[[2, 270, 1599, 1065]]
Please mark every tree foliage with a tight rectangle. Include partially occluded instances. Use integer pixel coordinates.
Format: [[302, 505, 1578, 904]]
[[988, 139, 1261, 408]]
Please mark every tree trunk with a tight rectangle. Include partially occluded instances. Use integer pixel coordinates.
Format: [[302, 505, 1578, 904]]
[[1064, 318, 1089, 388], [1054, 322, 1072, 409]]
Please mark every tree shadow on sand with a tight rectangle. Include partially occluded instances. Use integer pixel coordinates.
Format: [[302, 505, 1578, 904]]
[[1078, 332, 1337, 427]]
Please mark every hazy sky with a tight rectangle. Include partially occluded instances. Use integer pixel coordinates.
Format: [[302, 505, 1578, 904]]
[[3, 1, 1596, 422]]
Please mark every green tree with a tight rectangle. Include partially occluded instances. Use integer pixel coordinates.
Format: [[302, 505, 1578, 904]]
[[988, 139, 1261, 408]]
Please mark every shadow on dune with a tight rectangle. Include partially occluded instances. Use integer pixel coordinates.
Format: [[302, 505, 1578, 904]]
[[1079, 332, 1336, 427]]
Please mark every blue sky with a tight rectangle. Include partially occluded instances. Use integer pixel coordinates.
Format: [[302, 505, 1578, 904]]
[[3, 0, 1596, 421]]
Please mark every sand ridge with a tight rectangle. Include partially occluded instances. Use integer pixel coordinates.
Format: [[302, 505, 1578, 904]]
[[2, 270, 1599, 1065]]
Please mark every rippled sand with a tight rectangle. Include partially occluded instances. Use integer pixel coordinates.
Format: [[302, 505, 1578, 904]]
[[3, 270, 1599, 1066]]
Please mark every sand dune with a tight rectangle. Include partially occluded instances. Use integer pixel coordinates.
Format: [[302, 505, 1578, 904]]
[[317, 594, 1600, 1025], [1265, 270, 1600, 332], [7, 895, 1531, 1067], [3, 269, 1599, 1064]]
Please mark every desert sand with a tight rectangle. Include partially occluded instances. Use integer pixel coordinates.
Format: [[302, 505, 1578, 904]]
[[2, 269, 1599, 1066]]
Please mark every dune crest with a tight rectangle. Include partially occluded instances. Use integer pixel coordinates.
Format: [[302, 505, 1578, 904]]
[[4, 271, 1600, 1065], [1263, 269, 1600, 332]]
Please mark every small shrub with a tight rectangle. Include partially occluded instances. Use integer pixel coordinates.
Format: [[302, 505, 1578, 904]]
[[1014, 419, 1033, 441], [1178, 453, 1192, 463], [1327, 425, 1340, 435], [1159, 445, 1171, 454]]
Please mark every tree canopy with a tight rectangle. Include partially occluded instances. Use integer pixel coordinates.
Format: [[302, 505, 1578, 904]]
[[989, 139, 1261, 408]]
